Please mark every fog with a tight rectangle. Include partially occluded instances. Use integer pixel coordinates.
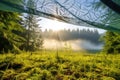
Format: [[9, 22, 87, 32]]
[[43, 39, 103, 51]]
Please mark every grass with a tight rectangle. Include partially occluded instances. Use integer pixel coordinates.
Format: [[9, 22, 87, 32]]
[[0, 50, 120, 80]]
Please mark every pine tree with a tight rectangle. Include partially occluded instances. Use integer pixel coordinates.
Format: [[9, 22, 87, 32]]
[[0, 11, 25, 53], [22, 14, 43, 51], [103, 31, 120, 54]]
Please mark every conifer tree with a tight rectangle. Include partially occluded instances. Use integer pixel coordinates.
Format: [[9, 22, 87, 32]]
[[0, 11, 25, 53], [102, 31, 120, 54], [22, 14, 43, 51], [21, 0, 43, 51]]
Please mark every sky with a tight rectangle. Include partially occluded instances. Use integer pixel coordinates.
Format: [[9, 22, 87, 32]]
[[38, 17, 106, 34]]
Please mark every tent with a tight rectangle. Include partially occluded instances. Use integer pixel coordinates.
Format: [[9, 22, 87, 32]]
[[0, 0, 120, 32]]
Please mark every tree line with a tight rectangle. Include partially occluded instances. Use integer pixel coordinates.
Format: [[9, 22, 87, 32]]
[[42, 29, 102, 44]]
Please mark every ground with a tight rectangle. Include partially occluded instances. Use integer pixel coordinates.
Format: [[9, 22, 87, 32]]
[[0, 50, 120, 80]]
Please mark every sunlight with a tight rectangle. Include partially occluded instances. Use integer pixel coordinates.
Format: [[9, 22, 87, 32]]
[[39, 17, 106, 33], [49, 20, 63, 31], [39, 17, 68, 31]]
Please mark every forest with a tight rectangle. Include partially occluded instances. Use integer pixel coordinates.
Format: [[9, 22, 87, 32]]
[[42, 29, 101, 44], [1, 0, 120, 80]]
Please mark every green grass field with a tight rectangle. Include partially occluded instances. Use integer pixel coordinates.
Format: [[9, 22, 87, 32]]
[[0, 50, 120, 80]]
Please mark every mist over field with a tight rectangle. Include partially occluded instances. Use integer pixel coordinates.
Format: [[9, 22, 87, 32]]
[[42, 29, 103, 51], [43, 39, 103, 51]]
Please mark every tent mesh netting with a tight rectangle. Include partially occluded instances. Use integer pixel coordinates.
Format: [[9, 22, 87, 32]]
[[0, 0, 120, 32]]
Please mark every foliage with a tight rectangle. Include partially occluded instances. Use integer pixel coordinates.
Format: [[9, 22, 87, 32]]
[[0, 9, 43, 52], [0, 51, 120, 80], [0, 11, 25, 53], [102, 31, 120, 54]]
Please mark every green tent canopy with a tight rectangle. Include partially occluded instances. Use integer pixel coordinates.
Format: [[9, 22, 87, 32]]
[[0, 0, 120, 32]]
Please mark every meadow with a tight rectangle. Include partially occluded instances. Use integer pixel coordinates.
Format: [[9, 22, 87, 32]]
[[0, 50, 120, 80]]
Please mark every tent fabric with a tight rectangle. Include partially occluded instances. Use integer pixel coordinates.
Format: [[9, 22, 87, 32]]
[[0, 0, 120, 33]]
